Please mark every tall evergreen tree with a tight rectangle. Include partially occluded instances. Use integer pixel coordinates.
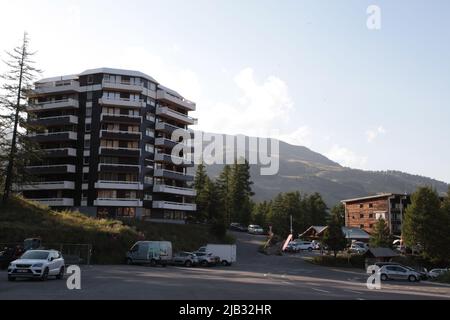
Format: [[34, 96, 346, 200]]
[[306, 192, 328, 226], [329, 203, 346, 226], [403, 186, 449, 262], [322, 211, 347, 258], [230, 160, 254, 224], [1, 33, 42, 203], [216, 164, 232, 225], [370, 218, 392, 248], [193, 162, 210, 222]]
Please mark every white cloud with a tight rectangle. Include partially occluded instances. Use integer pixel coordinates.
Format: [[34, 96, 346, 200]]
[[326, 144, 368, 169], [277, 126, 312, 148], [195, 67, 294, 138], [366, 126, 386, 143]]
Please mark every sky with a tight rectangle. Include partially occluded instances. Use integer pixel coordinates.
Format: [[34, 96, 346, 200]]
[[0, 0, 449, 183]]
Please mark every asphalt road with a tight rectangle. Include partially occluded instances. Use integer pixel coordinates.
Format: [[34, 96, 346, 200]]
[[0, 232, 449, 300]]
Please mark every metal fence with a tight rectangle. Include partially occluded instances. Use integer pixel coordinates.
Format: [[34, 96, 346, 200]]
[[0, 242, 92, 265]]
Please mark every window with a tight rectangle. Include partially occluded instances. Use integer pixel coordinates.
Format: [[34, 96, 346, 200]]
[[145, 144, 154, 153], [86, 107, 92, 117], [369, 203, 373, 208], [369, 213, 374, 219], [149, 82, 156, 91], [360, 224, 364, 229], [360, 214, 364, 218], [85, 124, 91, 133], [86, 92, 93, 101], [146, 113, 154, 122], [116, 207, 135, 218], [146, 128, 154, 137], [84, 139, 90, 149], [84, 157, 90, 165], [87, 75, 93, 84], [359, 204, 364, 208], [120, 92, 130, 100]]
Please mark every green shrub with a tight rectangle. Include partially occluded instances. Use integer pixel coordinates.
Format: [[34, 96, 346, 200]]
[[310, 254, 365, 269]]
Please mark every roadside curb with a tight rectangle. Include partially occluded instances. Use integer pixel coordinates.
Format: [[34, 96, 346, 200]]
[[422, 281, 450, 287]]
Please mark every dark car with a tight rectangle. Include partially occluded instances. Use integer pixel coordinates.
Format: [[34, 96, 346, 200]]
[[229, 223, 247, 232], [0, 246, 23, 270]]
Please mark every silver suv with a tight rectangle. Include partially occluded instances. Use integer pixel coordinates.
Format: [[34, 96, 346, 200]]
[[377, 265, 421, 282]]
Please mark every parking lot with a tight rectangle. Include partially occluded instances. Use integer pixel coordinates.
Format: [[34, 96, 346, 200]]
[[0, 232, 449, 300]]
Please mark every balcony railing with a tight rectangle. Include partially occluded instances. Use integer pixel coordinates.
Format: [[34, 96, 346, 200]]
[[156, 106, 197, 125], [95, 180, 143, 190], [28, 198, 74, 207], [94, 198, 143, 207], [29, 131, 78, 140], [27, 99, 79, 111], [29, 115, 78, 125], [153, 184, 196, 197], [152, 201, 196, 211], [99, 97, 146, 108], [100, 130, 142, 139], [31, 81, 80, 96], [43, 148, 77, 157], [99, 146, 141, 156], [26, 164, 76, 173], [156, 90, 196, 111], [102, 80, 143, 92]]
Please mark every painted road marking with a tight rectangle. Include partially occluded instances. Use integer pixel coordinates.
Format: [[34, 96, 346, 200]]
[[311, 288, 331, 294]]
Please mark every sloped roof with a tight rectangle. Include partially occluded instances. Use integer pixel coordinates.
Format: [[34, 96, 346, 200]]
[[342, 227, 370, 240], [299, 226, 328, 237], [366, 247, 399, 258]]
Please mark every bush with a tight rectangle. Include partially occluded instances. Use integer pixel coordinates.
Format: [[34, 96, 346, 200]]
[[435, 271, 450, 284], [310, 254, 366, 269]]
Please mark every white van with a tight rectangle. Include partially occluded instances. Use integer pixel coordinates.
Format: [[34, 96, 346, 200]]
[[197, 244, 237, 266], [126, 241, 172, 267]]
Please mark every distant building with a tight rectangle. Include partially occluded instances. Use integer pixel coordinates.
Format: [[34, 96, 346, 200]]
[[341, 193, 411, 236], [300, 225, 370, 242]]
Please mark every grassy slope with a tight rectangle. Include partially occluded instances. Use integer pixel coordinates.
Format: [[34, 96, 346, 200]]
[[0, 196, 233, 264]]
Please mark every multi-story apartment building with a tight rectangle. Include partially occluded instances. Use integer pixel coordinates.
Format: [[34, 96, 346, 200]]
[[20, 68, 197, 223], [342, 193, 411, 236]]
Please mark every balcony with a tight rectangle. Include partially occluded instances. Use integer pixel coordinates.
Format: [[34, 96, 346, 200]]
[[156, 90, 196, 111], [154, 152, 194, 167], [95, 180, 143, 190], [156, 107, 197, 125], [30, 80, 80, 96], [29, 115, 78, 126], [99, 147, 141, 157], [94, 198, 143, 207], [26, 164, 76, 175], [26, 99, 79, 112], [98, 163, 140, 173], [152, 201, 196, 211], [99, 98, 146, 108], [155, 121, 194, 136], [154, 169, 194, 182], [29, 131, 78, 142], [43, 148, 77, 158], [100, 113, 142, 125], [100, 130, 141, 141], [16, 181, 75, 191], [153, 184, 196, 197], [102, 80, 143, 93], [28, 198, 74, 207]]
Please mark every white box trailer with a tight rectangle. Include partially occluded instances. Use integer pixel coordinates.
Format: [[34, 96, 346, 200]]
[[197, 244, 237, 266]]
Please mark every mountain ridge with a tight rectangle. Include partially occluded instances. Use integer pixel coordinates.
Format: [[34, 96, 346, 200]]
[[196, 133, 448, 206]]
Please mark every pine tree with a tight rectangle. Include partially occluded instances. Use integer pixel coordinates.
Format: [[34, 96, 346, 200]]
[[329, 203, 345, 226], [230, 160, 254, 225], [370, 218, 392, 248], [403, 186, 449, 262], [306, 193, 328, 226], [1, 32, 42, 203], [323, 213, 347, 258], [216, 164, 232, 225], [193, 162, 210, 222]]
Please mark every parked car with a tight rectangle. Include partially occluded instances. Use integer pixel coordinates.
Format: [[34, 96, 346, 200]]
[[229, 223, 248, 232], [311, 240, 321, 250], [196, 244, 236, 266], [126, 241, 172, 267], [376, 265, 421, 282], [349, 243, 368, 254], [194, 252, 220, 267], [8, 250, 65, 281], [248, 225, 265, 235], [172, 252, 198, 267], [286, 241, 314, 252], [428, 268, 450, 279]]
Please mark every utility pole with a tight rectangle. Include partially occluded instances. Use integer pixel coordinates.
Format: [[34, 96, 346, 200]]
[[290, 215, 293, 235]]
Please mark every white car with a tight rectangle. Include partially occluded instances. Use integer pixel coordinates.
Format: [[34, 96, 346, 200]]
[[248, 225, 264, 235], [377, 265, 421, 282], [8, 250, 65, 281], [428, 268, 449, 279], [290, 241, 314, 252]]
